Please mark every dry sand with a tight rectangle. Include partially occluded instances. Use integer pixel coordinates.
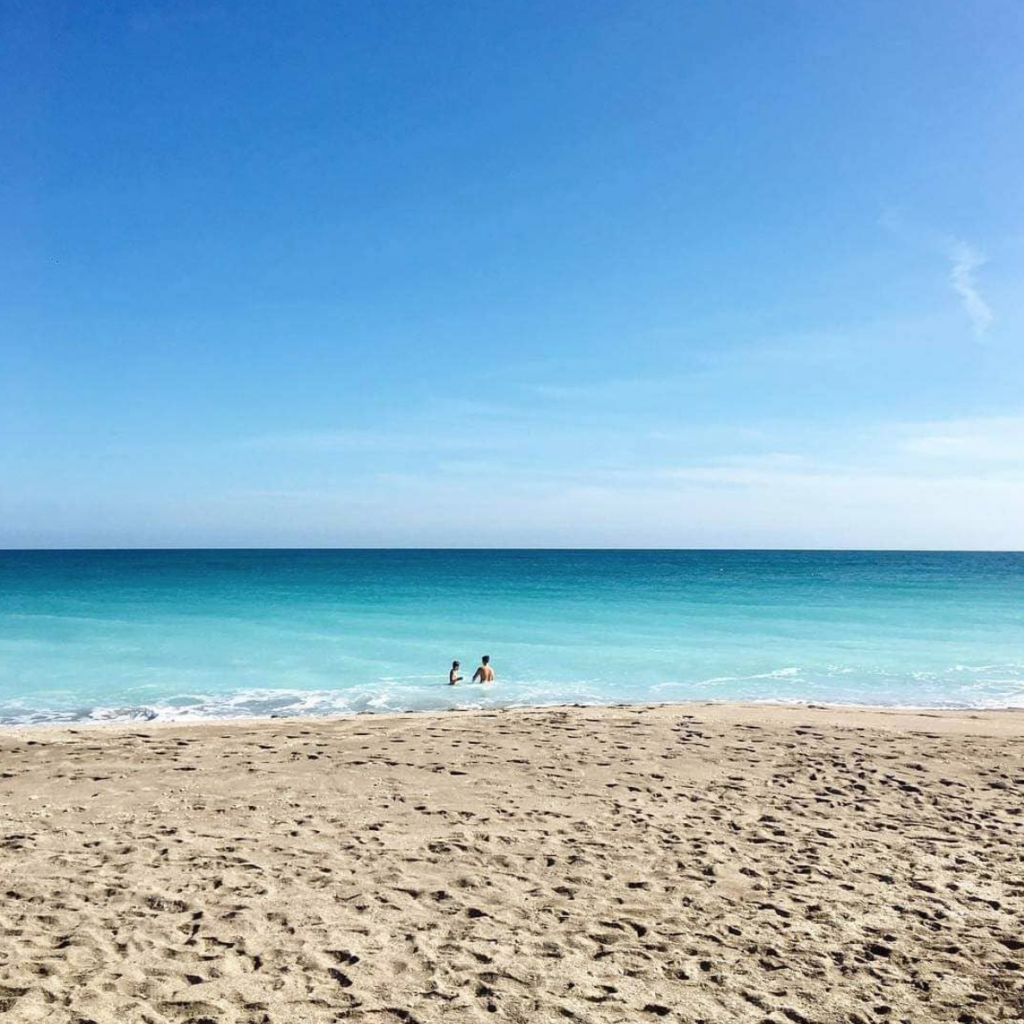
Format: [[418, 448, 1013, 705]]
[[1, 702, 1022, 1024]]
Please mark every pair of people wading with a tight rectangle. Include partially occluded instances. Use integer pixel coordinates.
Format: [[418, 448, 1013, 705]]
[[449, 655, 493, 685]]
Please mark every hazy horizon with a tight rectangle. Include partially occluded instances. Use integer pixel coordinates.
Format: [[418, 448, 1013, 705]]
[[4, 545, 1024, 554]]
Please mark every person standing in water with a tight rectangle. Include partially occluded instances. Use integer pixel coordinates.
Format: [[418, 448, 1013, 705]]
[[449, 660, 463, 685], [472, 655, 494, 684]]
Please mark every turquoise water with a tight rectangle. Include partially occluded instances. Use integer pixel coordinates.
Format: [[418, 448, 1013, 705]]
[[1, 550, 1022, 724]]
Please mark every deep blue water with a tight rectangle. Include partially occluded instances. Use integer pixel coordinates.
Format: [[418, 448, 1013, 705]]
[[1, 549, 1022, 724]]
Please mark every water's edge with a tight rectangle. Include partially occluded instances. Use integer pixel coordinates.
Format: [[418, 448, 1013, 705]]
[[4, 694, 1024, 731], [2, 695, 1022, 736]]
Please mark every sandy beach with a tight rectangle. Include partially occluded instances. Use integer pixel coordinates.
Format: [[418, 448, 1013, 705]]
[[1, 702, 1022, 1024]]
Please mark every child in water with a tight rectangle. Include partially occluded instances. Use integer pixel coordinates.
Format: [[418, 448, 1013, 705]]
[[449, 660, 463, 685]]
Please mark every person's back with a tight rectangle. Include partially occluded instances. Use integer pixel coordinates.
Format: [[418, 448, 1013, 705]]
[[472, 655, 494, 683]]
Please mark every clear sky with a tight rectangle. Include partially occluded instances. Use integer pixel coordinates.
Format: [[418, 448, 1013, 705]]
[[3, 0, 1023, 548]]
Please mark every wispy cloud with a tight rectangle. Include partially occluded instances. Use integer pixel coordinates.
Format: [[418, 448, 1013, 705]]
[[530, 377, 681, 402], [946, 239, 994, 338], [236, 429, 500, 455], [900, 414, 1024, 463], [880, 212, 995, 339]]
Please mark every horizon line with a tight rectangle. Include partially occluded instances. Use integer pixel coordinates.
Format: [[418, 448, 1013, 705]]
[[2, 546, 1023, 555]]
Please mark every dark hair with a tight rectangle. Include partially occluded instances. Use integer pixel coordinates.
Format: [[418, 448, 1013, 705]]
[[452, 660, 460, 667], [482, 655, 490, 664]]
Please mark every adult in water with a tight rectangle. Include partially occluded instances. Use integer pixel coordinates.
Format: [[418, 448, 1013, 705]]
[[472, 655, 494, 684], [449, 660, 463, 685]]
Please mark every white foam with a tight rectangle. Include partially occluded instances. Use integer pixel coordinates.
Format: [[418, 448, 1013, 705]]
[[4, 661, 1024, 728]]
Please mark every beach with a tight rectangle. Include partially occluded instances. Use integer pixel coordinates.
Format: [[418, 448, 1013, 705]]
[[1, 703, 1021, 1023]]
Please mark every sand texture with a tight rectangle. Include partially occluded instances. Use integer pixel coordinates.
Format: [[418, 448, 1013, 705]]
[[1, 703, 1022, 1024]]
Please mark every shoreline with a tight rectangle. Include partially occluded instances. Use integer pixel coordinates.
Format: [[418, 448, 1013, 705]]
[[2, 695, 1024, 738]]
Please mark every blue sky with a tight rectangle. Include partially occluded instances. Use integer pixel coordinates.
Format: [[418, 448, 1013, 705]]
[[2, 0, 1023, 548]]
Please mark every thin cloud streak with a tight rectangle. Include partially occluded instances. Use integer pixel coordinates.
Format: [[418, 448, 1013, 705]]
[[946, 239, 993, 338], [236, 429, 503, 455], [880, 212, 995, 339], [900, 415, 1024, 463]]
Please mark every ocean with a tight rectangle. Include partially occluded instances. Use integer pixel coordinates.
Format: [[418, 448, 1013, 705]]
[[1, 549, 1022, 725]]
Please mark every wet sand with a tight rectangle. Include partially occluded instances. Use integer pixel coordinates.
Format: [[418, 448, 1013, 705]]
[[1, 702, 1022, 1023]]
